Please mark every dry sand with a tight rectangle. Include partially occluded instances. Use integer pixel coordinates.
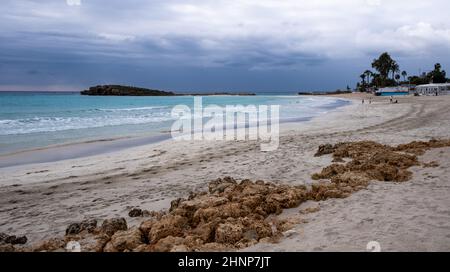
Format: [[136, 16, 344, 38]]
[[1, 94, 450, 251]]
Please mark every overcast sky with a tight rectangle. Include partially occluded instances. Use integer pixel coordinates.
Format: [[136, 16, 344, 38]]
[[1, 0, 449, 92]]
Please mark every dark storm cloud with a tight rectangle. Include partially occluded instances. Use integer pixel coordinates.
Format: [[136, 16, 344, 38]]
[[1, 0, 450, 91]]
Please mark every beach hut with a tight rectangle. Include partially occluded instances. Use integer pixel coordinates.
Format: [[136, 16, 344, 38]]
[[415, 83, 450, 96]]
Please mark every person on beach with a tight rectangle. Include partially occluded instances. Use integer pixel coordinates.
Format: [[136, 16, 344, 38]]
[[390, 96, 393, 103]]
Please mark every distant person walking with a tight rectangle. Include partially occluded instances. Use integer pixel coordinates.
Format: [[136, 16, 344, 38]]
[[390, 96, 393, 103]]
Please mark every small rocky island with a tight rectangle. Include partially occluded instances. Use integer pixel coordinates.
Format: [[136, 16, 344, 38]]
[[81, 85, 176, 96], [81, 85, 256, 96]]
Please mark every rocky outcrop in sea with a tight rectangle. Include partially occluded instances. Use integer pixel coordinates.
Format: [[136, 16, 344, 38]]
[[81, 85, 176, 96]]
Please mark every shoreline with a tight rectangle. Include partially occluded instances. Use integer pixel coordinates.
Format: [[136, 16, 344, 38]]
[[0, 97, 352, 168], [0, 134, 172, 169], [1, 94, 449, 251]]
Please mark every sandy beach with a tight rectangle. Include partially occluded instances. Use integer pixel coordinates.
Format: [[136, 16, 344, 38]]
[[1, 94, 450, 252]]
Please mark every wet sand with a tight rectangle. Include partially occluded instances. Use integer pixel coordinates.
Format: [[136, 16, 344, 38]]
[[1, 94, 450, 251], [0, 134, 171, 168]]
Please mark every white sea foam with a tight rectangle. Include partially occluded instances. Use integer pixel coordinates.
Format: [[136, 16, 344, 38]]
[[0, 114, 175, 135], [96, 106, 169, 112], [0, 97, 348, 136]]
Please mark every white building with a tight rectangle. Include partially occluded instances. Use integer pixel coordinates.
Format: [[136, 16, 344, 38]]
[[415, 83, 450, 96], [378, 86, 410, 93]]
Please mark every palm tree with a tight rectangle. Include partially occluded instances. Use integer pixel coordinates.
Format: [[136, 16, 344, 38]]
[[395, 74, 401, 85], [372, 52, 394, 80], [360, 74, 366, 85], [364, 70, 373, 86], [401, 71, 407, 82], [390, 61, 400, 80], [429, 63, 447, 83], [360, 74, 366, 92], [372, 52, 398, 87], [372, 73, 381, 88]]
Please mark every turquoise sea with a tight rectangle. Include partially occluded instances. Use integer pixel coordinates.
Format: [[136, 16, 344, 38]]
[[0, 92, 349, 155], [377, 92, 409, 96]]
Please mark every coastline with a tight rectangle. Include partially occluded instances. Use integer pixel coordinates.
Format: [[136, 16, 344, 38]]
[[0, 96, 351, 168], [0, 134, 172, 169], [1, 94, 450, 251]]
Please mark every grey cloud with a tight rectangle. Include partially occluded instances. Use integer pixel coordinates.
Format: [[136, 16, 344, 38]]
[[1, 0, 450, 91]]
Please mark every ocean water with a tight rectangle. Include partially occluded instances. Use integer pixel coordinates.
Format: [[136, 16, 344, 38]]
[[0, 92, 349, 155]]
